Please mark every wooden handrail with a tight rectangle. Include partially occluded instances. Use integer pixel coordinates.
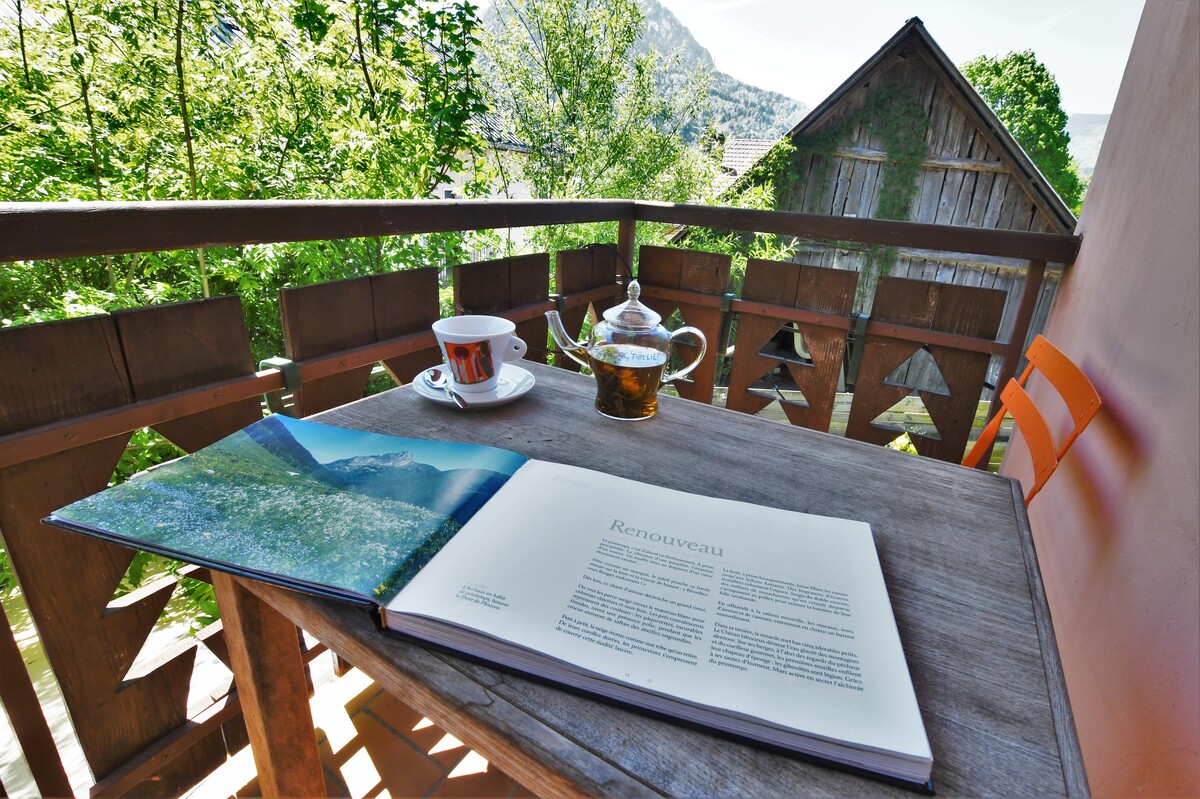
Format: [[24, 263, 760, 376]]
[[633, 201, 1081, 263], [0, 199, 637, 262], [0, 199, 1080, 264]]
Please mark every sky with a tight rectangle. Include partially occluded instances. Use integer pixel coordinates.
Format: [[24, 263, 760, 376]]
[[282, 416, 526, 475], [653, 0, 1145, 115]]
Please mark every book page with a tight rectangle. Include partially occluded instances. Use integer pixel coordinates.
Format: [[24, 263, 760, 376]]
[[386, 459, 931, 764]]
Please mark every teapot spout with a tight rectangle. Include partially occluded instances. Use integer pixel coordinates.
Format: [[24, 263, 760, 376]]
[[544, 310, 590, 369]]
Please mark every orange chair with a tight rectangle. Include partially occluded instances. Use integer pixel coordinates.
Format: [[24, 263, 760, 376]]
[[963, 335, 1102, 504]]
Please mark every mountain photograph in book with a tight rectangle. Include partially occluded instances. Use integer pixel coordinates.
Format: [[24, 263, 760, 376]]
[[51, 415, 524, 602]]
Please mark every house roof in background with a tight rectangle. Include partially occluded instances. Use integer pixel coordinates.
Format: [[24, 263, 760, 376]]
[[784, 17, 1077, 232], [477, 108, 530, 153], [715, 138, 777, 194]]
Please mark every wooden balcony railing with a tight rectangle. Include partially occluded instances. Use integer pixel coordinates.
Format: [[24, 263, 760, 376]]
[[0, 199, 1079, 796]]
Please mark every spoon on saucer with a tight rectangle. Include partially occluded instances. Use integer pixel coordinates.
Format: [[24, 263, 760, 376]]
[[424, 370, 469, 409]]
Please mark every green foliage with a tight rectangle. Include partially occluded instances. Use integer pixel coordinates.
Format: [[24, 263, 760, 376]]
[[0, 544, 16, 597], [0, 0, 493, 359], [1, 0, 491, 201], [961, 51, 1085, 215], [886, 433, 918, 455], [483, 0, 718, 251], [168, 564, 222, 631], [740, 83, 929, 300], [112, 427, 187, 485], [740, 138, 801, 200]]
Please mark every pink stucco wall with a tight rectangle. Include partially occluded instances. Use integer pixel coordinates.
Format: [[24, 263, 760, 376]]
[[999, 2, 1199, 794]]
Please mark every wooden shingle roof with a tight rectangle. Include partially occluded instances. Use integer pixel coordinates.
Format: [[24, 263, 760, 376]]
[[715, 138, 777, 194]]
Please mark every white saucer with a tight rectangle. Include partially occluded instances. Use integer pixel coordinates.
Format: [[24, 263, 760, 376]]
[[412, 364, 535, 409]]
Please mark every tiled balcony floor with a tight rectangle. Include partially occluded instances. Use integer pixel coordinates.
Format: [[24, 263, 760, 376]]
[[185, 665, 532, 799]]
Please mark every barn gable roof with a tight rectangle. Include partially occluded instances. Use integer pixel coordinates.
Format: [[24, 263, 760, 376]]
[[783, 17, 1077, 233]]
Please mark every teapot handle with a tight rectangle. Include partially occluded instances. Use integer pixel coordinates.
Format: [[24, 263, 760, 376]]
[[662, 326, 707, 383]]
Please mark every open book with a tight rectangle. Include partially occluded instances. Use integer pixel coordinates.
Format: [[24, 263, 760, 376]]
[[47, 415, 933, 788]]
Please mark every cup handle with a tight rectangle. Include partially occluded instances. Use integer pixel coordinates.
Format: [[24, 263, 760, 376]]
[[662, 326, 707, 382], [507, 336, 527, 362]]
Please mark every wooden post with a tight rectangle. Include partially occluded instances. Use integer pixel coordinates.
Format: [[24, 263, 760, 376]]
[[211, 573, 326, 798], [617, 217, 635, 279], [974, 258, 1046, 468], [0, 605, 73, 798]]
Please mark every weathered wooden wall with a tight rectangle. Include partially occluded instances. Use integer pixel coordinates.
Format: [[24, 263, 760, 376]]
[[775, 40, 1073, 388], [782, 46, 1069, 236]]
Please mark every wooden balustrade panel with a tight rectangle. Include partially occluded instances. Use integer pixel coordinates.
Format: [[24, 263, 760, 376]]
[[0, 313, 231, 794], [0, 315, 130, 435], [454, 254, 551, 363], [113, 296, 263, 449], [281, 276, 379, 416], [372, 268, 442, 384], [726, 260, 858, 431], [111, 297, 261, 786], [554, 246, 623, 372], [846, 277, 1006, 462], [635, 246, 731, 404]]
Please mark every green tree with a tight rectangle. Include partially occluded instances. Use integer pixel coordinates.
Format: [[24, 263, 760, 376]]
[[0, 0, 494, 357], [482, 0, 716, 248], [961, 50, 1085, 215], [0, 0, 497, 605]]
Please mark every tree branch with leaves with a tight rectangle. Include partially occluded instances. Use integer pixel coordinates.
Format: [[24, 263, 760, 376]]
[[961, 50, 1085, 215]]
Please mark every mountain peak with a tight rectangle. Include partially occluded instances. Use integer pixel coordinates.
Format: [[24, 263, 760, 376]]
[[637, 0, 807, 139], [481, 0, 807, 142]]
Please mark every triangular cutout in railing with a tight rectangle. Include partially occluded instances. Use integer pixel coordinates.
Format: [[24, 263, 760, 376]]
[[869, 394, 943, 442], [883, 346, 949, 396], [756, 323, 815, 367], [748, 380, 810, 409]]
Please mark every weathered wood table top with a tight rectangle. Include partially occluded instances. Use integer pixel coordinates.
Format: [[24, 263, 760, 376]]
[[217, 361, 1087, 798]]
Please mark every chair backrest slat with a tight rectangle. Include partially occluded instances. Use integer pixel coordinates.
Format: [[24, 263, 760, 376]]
[[636, 246, 731, 405], [1026, 336, 1104, 457], [280, 269, 443, 416], [847, 277, 1007, 462], [999, 378, 1058, 500], [963, 335, 1102, 504], [554, 246, 623, 373], [454, 254, 551, 364]]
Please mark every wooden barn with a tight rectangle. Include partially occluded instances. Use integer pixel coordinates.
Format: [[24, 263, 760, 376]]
[[736, 17, 1076, 374]]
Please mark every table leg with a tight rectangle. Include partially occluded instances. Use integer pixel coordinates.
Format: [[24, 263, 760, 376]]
[[212, 573, 326, 798]]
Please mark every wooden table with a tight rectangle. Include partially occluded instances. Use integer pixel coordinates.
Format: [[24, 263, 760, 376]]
[[212, 361, 1087, 797]]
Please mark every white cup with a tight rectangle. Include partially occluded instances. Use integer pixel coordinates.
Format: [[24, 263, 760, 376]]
[[432, 316, 527, 393]]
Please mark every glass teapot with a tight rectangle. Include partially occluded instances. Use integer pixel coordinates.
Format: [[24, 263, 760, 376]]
[[545, 280, 707, 420]]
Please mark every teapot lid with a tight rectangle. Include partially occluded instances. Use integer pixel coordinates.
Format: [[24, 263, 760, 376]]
[[602, 280, 661, 330]]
